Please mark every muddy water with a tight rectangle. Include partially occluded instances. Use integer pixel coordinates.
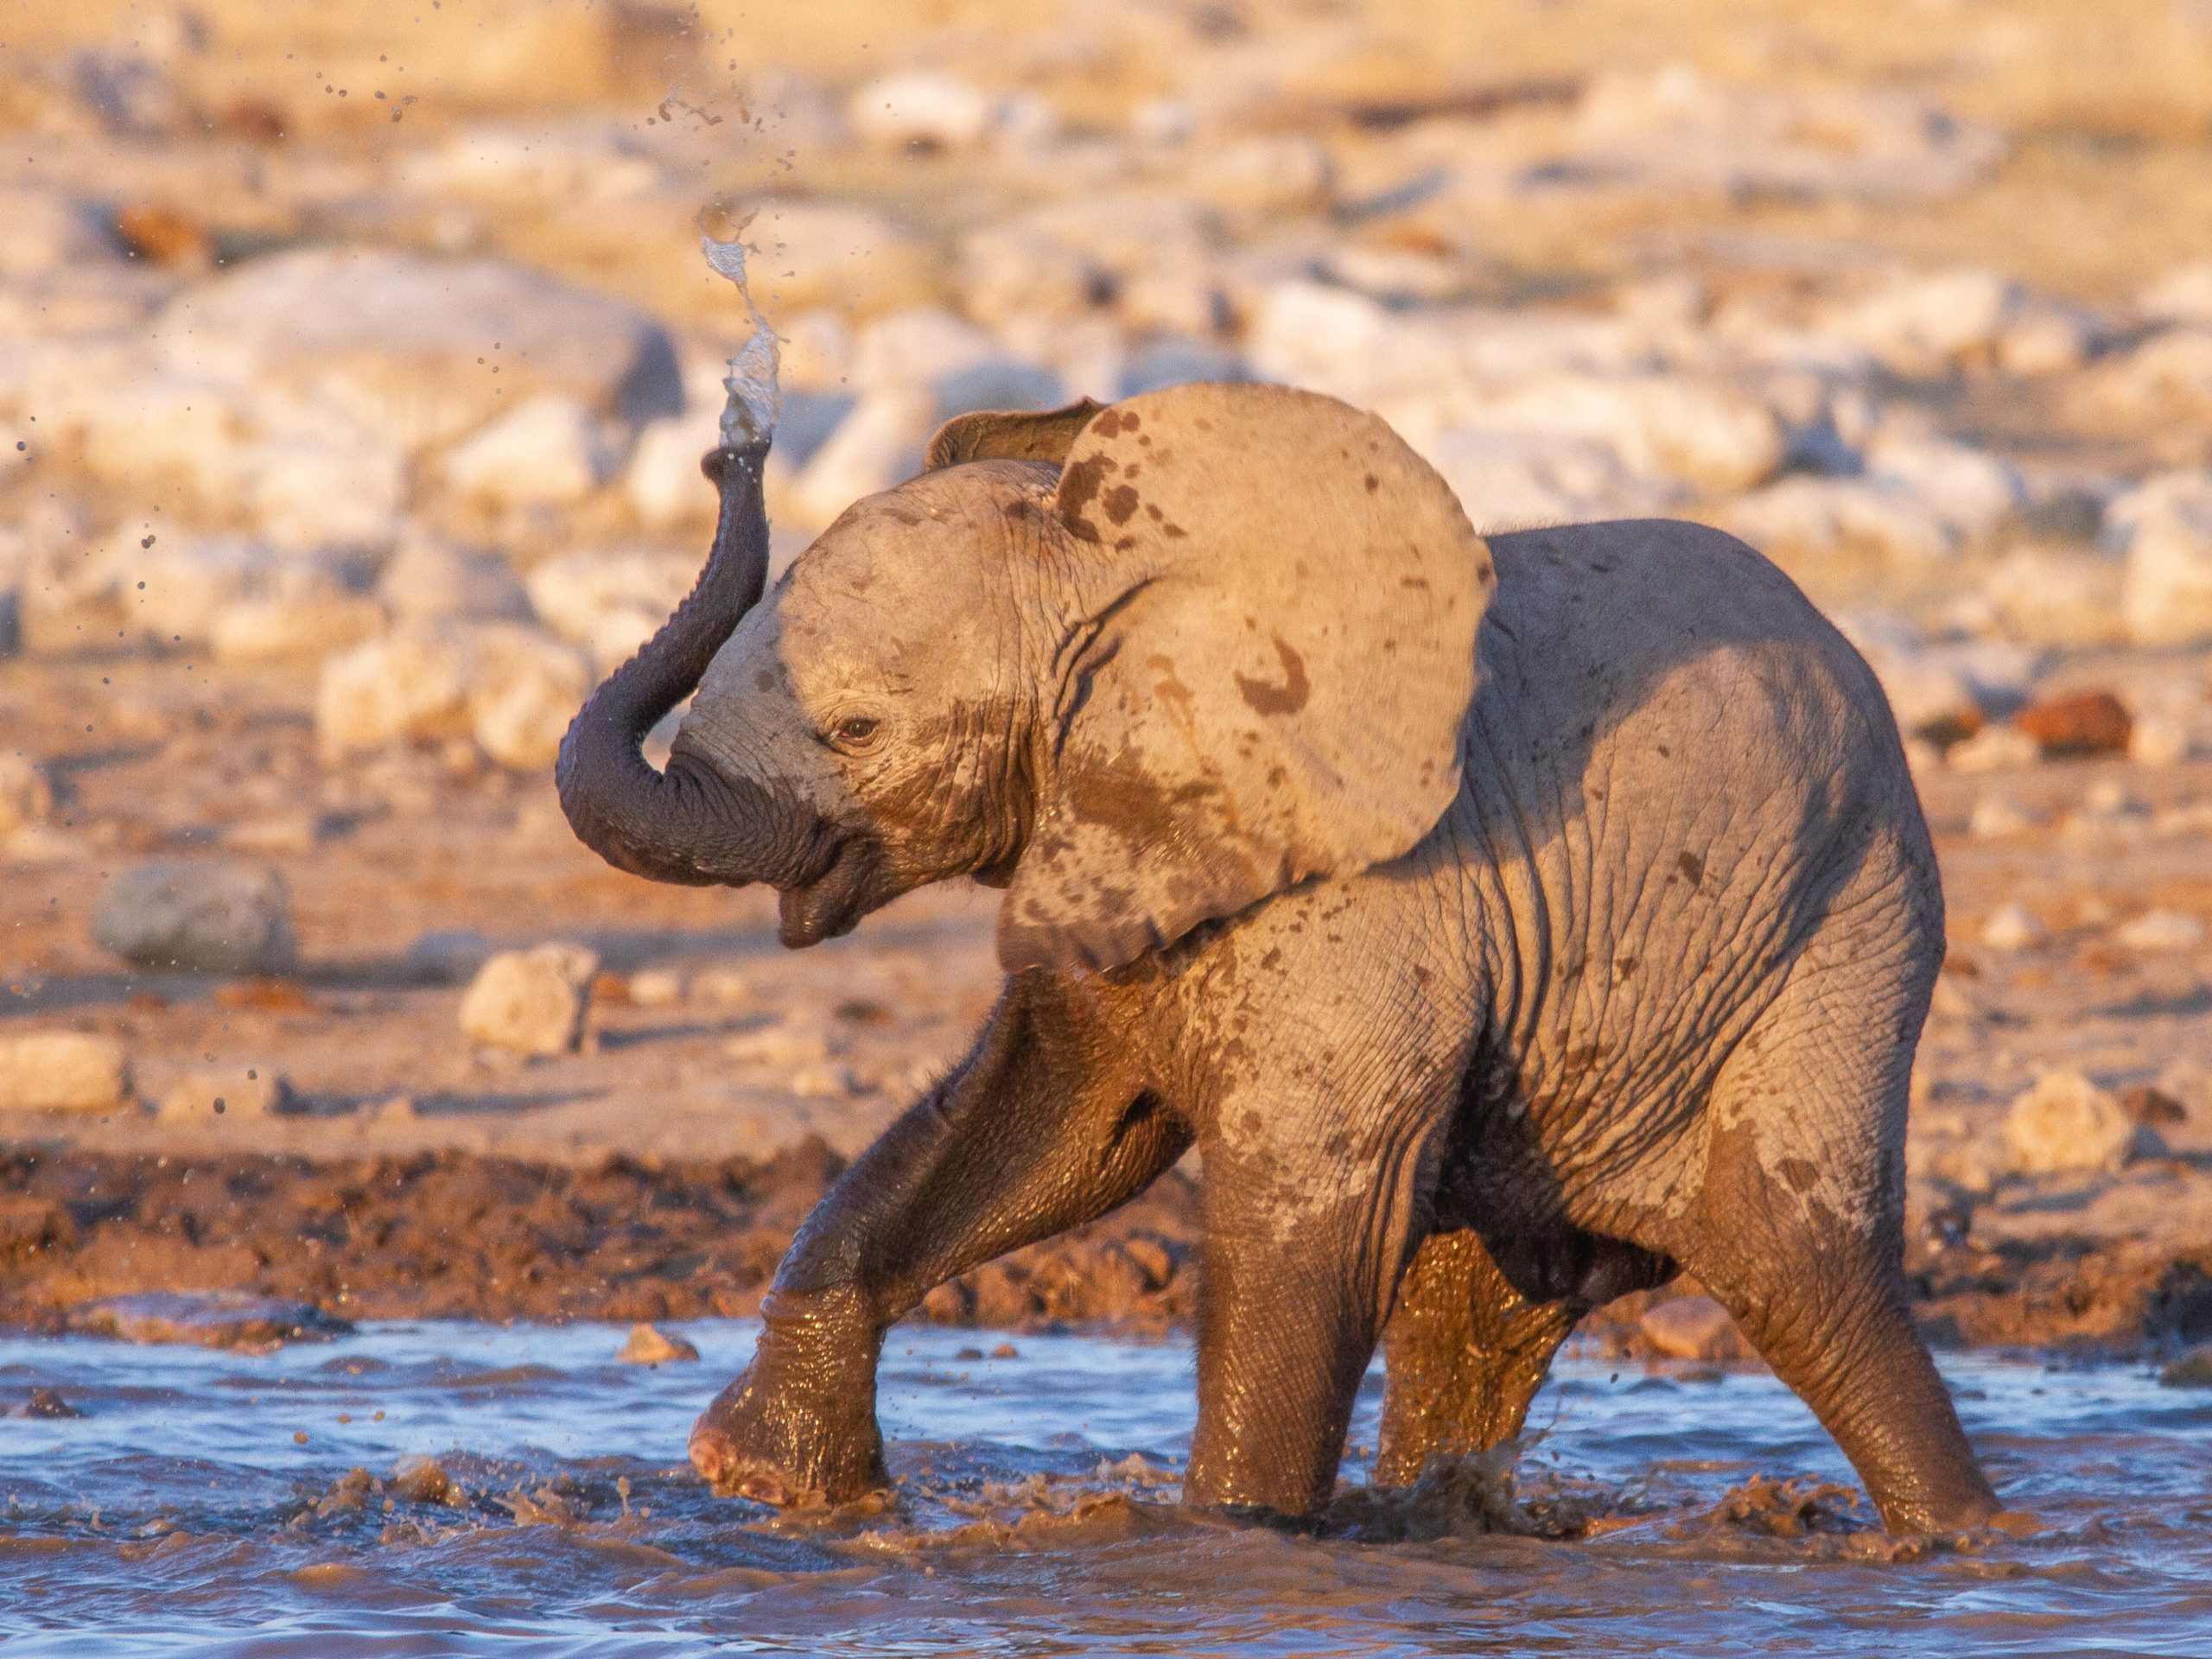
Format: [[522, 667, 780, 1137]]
[[1, 1324, 2207, 1656]]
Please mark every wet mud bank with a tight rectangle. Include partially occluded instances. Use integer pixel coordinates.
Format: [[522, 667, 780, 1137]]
[[0, 1142, 1200, 1335], [3, 1144, 2207, 1357]]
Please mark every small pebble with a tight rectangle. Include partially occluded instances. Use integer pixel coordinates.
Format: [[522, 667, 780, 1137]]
[[22, 1388, 81, 1419], [1969, 797, 2039, 839], [617, 1323, 700, 1365], [1980, 902, 2047, 951], [2114, 909, 2207, 951]]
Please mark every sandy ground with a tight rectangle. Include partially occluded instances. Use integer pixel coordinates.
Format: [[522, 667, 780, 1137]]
[[3, 0, 2210, 1356], [3, 659, 2209, 1353]]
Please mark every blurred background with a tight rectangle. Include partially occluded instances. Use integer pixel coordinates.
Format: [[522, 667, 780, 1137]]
[[2, 0, 2211, 1183]]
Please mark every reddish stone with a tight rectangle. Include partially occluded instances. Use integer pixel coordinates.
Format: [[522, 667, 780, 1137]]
[[2013, 690, 2131, 756]]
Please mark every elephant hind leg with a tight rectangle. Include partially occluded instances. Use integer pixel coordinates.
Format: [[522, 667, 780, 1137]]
[[1376, 1225, 1677, 1485], [1376, 1230, 1578, 1485], [1687, 979, 2001, 1535]]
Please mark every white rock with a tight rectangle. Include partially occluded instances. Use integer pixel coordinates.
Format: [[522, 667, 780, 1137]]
[[1726, 475, 1955, 565], [1946, 723, 2042, 772], [157, 1067, 290, 1120], [725, 1017, 835, 1069], [2003, 1071, 2158, 1175], [316, 626, 477, 757], [1980, 901, 2047, 951], [626, 967, 685, 1007], [1864, 435, 2024, 543], [1866, 653, 1981, 741], [2141, 262, 2212, 327], [245, 430, 409, 550], [440, 394, 620, 509], [1422, 429, 1672, 531], [2129, 711, 2195, 766], [150, 248, 683, 450], [2111, 472, 2212, 646], [849, 308, 997, 397], [694, 966, 752, 1005], [2075, 777, 2147, 826], [994, 312, 1126, 404], [375, 537, 531, 622], [400, 118, 667, 204], [0, 186, 115, 278], [1452, 373, 1784, 493], [1997, 302, 2105, 377], [2114, 909, 2208, 952], [459, 944, 600, 1057], [0, 753, 53, 836], [211, 590, 387, 664], [1978, 549, 2126, 648], [1570, 67, 2003, 203], [2096, 327, 2212, 416], [92, 860, 298, 976], [975, 193, 1222, 340], [465, 625, 592, 771], [0, 1032, 130, 1112], [23, 531, 264, 655], [525, 549, 698, 670], [624, 407, 724, 531], [789, 391, 938, 529], [1246, 279, 1433, 405], [958, 221, 1110, 328], [849, 71, 998, 151], [1188, 135, 1332, 214], [1828, 268, 2018, 376], [1968, 797, 2040, 839]]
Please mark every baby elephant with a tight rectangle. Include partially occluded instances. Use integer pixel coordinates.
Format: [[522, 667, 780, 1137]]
[[558, 381, 2004, 1534]]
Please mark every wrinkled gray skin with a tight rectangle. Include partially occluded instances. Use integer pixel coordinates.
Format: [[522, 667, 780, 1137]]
[[558, 383, 2005, 1535]]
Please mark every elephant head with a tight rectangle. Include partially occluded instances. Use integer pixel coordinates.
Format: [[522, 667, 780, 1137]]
[[557, 382, 1494, 972]]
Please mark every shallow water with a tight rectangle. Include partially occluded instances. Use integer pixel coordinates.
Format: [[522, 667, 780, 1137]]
[[1, 1322, 2207, 1657]]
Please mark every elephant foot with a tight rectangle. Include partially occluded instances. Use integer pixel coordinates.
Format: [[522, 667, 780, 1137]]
[[689, 1289, 888, 1506]]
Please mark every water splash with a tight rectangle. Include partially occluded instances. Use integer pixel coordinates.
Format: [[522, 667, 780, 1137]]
[[701, 215, 780, 448]]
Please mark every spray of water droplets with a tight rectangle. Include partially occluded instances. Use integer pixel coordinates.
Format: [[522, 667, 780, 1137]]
[[702, 226, 780, 448]]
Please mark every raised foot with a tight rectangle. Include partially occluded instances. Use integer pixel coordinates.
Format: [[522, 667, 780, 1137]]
[[687, 1289, 889, 1506]]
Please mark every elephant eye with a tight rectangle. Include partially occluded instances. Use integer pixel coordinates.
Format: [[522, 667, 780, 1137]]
[[827, 714, 880, 750]]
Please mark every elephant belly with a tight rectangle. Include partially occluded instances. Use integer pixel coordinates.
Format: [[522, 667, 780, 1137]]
[[1442, 549, 1936, 1252]]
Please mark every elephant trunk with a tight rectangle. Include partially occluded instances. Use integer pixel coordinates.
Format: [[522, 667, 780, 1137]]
[[556, 441, 789, 887]]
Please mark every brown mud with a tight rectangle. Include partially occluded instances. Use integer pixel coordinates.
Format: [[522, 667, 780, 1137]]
[[0, 1141, 1200, 1334], [4, 1141, 2205, 1357]]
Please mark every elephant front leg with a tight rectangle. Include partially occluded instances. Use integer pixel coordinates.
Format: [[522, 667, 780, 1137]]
[[1185, 1109, 1440, 1522], [691, 976, 1189, 1503]]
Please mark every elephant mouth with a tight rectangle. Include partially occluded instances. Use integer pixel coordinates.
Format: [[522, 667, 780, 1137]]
[[777, 841, 883, 948]]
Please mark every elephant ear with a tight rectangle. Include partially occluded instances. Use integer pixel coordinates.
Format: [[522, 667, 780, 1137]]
[[924, 400, 1107, 471], [999, 381, 1493, 975]]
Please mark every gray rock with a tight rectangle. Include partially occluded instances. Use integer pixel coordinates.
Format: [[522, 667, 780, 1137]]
[[1120, 336, 1249, 398], [2162, 1345, 2212, 1388], [92, 859, 298, 976], [66, 1292, 353, 1352], [405, 929, 494, 984]]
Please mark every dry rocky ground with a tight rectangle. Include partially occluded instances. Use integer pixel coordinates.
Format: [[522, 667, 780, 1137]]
[[2, 0, 2210, 1364]]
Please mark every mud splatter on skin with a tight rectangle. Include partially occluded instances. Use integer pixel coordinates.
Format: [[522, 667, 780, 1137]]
[[1235, 636, 1311, 716]]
